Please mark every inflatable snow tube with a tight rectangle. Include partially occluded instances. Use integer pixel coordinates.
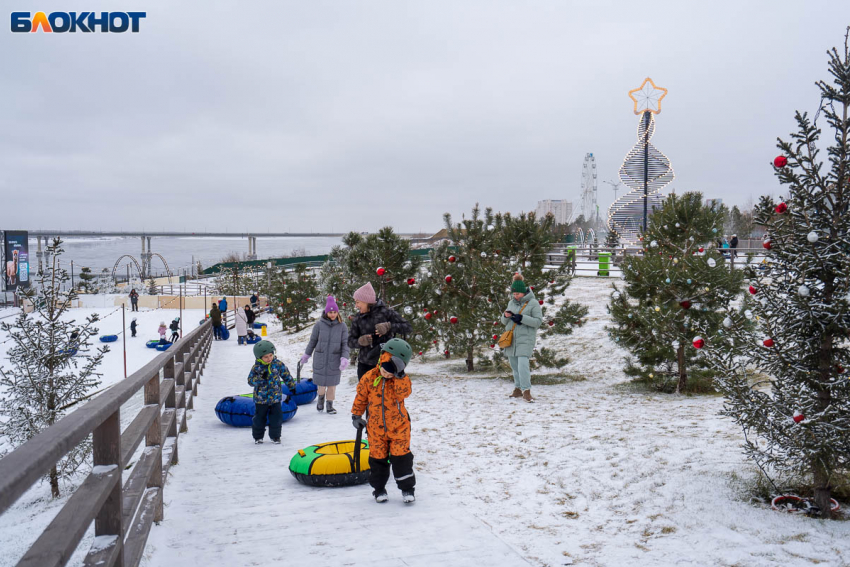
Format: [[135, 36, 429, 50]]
[[99, 335, 118, 343], [289, 439, 371, 487], [155, 342, 173, 351], [146, 340, 161, 349], [199, 319, 206, 326], [220, 326, 230, 340], [214, 394, 297, 427], [253, 322, 267, 330], [291, 379, 318, 405], [59, 347, 78, 357], [246, 335, 261, 344]]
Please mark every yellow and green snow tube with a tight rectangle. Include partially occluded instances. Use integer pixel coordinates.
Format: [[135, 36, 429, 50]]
[[289, 439, 370, 487]]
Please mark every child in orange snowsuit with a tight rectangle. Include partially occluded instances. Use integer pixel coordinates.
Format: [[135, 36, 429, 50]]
[[351, 344, 416, 503]]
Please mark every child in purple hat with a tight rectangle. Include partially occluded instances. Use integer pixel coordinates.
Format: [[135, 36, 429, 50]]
[[300, 296, 350, 414]]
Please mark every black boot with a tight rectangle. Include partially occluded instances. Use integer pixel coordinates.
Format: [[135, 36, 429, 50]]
[[316, 395, 325, 412], [326, 400, 337, 414]]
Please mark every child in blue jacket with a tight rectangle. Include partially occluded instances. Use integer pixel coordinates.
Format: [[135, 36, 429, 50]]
[[248, 340, 295, 444]]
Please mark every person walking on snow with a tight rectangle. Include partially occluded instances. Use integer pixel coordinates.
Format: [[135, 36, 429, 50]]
[[129, 288, 139, 312], [244, 305, 257, 341], [169, 318, 180, 343], [130, 317, 138, 338], [300, 296, 350, 415], [235, 305, 249, 345], [730, 234, 739, 259], [501, 273, 543, 403], [218, 297, 228, 317], [210, 303, 222, 340], [351, 338, 416, 503], [250, 292, 259, 310], [247, 340, 296, 444], [348, 282, 412, 379]]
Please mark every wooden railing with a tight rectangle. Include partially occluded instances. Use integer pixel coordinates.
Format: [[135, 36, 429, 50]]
[[0, 320, 213, 567]]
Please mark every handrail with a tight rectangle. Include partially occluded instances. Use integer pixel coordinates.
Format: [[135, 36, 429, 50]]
[[0, 319, 213, 567]]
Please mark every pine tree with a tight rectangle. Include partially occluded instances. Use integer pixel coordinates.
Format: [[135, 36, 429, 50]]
[[705, 33, 850, 518], [147, 275, 158, 295], [215, 266, 252, 296], [0, 239, 107, 497], [269, 263, 318, 332], [608, 192, 745, 393], [319, 228, 435, 355], [78, 266, 96, 294], [96, 268, 117, 294]]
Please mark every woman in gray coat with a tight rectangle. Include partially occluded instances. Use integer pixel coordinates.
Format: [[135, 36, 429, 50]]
[[300, 296, 350, 414], [500, 273, 543, 403]]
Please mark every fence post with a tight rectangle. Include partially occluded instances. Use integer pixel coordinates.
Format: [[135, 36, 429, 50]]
[[92, 409, 124, 565], [144, 371, 164, 522]]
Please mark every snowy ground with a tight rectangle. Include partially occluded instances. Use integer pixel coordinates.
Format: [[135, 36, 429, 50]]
[[1, 278, 849, 566]]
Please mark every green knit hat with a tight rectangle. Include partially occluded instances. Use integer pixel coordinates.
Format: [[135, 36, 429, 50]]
[[253, 340, 276, 359], [510, 273, 528, 294]]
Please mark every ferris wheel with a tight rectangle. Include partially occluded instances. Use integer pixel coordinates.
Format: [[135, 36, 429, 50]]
[[580, 153, 598, 225]]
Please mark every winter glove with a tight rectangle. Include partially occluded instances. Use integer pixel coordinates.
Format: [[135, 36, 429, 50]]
[[358, 334, 373, 347], [352, 415, 367, 429], [339, 359, 350, 372], [300, 354, 311, 365], [374, 322, 392, 336], [510, 313, 523, 324]]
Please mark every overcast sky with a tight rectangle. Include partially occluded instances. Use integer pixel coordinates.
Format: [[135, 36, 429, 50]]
[[1, 1, 847, 234]]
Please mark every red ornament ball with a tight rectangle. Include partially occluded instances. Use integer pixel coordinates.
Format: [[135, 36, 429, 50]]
[[775, 202, 788, 214], [448, 256, 456, 263], [538, 300, 544, 305], [749, 285, 758, 295], [698, 247, 704, 253], [450, 316, 458, 324], [418, 351, 423, 355], [407, 278, 416, 285], [763, 338, 775, 348], [763, 240, 772, 250], [305, 298, 311, 302], [680, 300, 692, 310], [342, 302, 347, 307], [376, 267, 386, 276], [444, 350, 450, 355], [548, 320, 555, 327], [492, 334, 499, 340], [424, 312, 432, 320], [490, 344, 495, 349], [773, 155, 788, 168], [692, 336, 705, 349], [530, 286, 535, 291], [445, 275, 452, 283], [433, 340, 438, 344], [793, 411, 805, 423]]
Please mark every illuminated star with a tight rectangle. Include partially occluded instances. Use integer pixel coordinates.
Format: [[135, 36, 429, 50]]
[[628, 77, 668, 115]]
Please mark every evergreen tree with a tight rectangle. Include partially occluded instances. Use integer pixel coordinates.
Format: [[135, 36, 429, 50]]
[[77, 266, 96, 294], [0, 239, 107, 497], [608, 192, 745, 393], [705, 35, 850, 518], [215, 266, 252, 296], [269, 263, 318, 332], [96, 268, 117, 294], [147, 275, 158, 295]]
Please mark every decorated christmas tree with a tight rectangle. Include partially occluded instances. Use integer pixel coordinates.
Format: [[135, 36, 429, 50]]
[[608, 192, 745, 393], [320, 228, 435, 354], [267, 263, 318, 332], [705, 34, 850, 518], [0, 239, 107, 497]]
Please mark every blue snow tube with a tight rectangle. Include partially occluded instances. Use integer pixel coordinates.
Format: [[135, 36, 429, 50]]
[[146, 340, 161, 349], [155, 342, 173, 351], [246, 335, 261, 344], [214, 394, 297, 427], [291, 379, 318, 406], [59, 347, 78, 357], [253, 322, 266, 330], [220, 326, 230, 340], [99, 335, 118, 343]]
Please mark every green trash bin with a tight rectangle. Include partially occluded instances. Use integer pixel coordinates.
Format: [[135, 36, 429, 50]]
[[597, 252, 611, 277]]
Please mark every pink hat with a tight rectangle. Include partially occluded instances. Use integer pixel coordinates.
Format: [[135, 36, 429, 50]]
[[353, 282, 376, 304], [325, 295, 340, 313]]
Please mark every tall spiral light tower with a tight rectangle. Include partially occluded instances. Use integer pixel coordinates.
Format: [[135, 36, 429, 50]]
[[607, 78, 675, 245]]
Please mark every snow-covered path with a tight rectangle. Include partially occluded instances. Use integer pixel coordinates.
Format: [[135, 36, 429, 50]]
[[142, 322, 530, 567]]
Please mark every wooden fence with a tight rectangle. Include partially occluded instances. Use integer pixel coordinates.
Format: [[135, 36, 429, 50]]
[[0, 320, 213, 567]]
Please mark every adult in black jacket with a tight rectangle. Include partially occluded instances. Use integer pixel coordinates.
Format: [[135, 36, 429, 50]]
[[730, 234, 739, 258], [348, 282, 412, 378], [245, 305, 256, 326]]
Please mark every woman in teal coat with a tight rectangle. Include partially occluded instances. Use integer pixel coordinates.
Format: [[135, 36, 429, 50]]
[[500, 273, 543, 403]]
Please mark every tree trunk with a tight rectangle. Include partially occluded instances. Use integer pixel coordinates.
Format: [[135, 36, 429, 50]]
[[466, 343, 475, 372], [50, 465, 60, 498], [675, 343, 687, 393], [813, 458, 833, 519]]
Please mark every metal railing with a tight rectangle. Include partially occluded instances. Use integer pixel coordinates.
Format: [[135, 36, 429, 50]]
[[0, 320, 213, 567]]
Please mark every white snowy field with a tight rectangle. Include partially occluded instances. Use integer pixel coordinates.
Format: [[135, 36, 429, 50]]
[[1, 278, 849, 566]]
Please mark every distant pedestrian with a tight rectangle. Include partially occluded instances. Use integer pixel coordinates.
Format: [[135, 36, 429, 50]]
[[300, 296, 350, 415], [235, 306, 249, 345], [129, 289, 139, 312], [210, 303, 222, 340], [130, 318, 138, 338], [218, 297, 228, 315], [730, 234, 739, 258], [169, 318, 180, 343], [250, 292, 259, 310], [347, 282, 412, 379], [158, 321, 168, 345]]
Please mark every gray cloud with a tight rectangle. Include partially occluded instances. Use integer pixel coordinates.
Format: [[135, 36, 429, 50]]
[[1, 0, 845, 233]]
